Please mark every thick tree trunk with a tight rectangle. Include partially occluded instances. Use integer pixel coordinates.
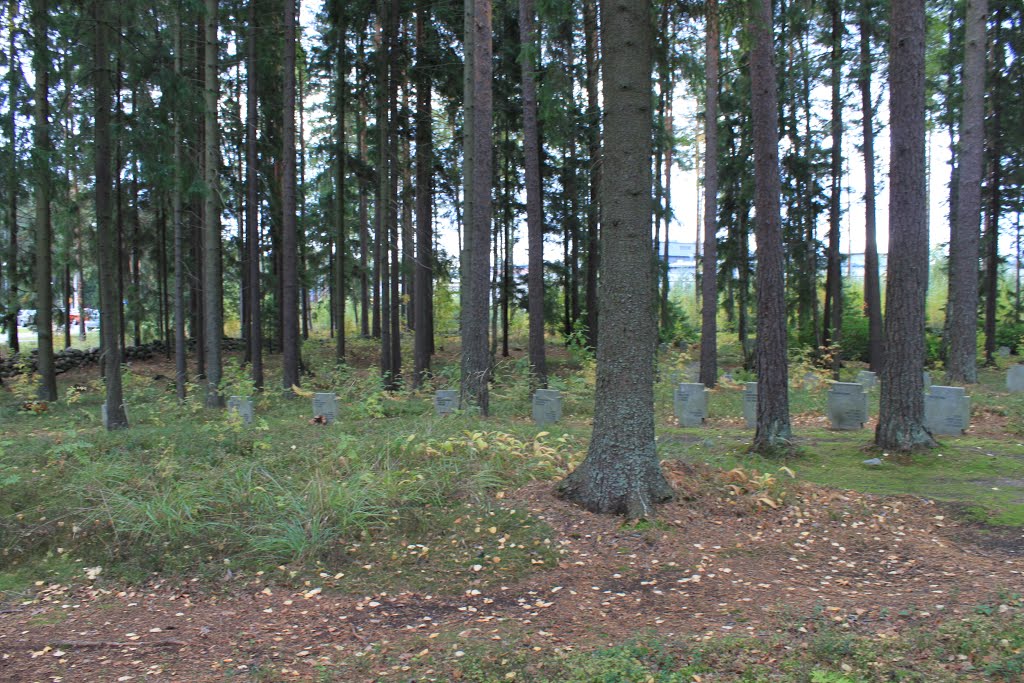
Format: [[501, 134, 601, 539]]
[[412, 6, 433, 389], [246, 0, 263, 390], [749, 0, 792, 452], [31, 0, 56, 401], [460, 0, 492, 414], [699, 0, 720, 389], [946, 0, 987, 384], [281, 0, 300, 391], [93, 0, 127, 429], [560, 0, 672, 518], [520, 0, 547, 388], [859, 0, 884, 373], [875, 0, 936, 451]]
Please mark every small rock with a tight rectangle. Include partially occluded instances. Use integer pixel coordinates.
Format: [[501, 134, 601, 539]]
[[862, 458, 883, 467]]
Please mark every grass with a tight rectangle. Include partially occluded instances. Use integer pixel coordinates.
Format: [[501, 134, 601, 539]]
[[3, 336, 1024, 589], [2, 333, 1024, 681], [314, 606, 1024, 682]]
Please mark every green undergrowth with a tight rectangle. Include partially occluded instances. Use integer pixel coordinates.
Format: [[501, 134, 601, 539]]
[[315, 604, 1024, 682], [2, 337, 1023, 595]]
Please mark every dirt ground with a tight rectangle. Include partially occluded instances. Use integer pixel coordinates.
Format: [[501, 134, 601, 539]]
[[1, 460, 1022, 682]]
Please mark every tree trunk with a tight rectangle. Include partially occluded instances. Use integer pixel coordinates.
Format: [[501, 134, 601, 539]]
[[875, 0, 936, 451], [333, 0, 347, 361], [699, 0, 720, 389], [31, 0, 56, 401], [520, 0, 547, 388], [982, 8, 1003, 369], [5, 0, 19, 354], [203, 0, 223, 407], [173, 10, 187, 401], [823, 0, 843, 379], [859, 0, 884, 373], [412, 5, 433, 389], [946, 0, 987, 384], [749, 0, 792, 452], [281, 0, 300, 391], [93, 0, 127, 429], [560, 0, 672, 518], [582, 0, 600, 351], [246, 0, 263, 390], [460, 0, 492, 414]]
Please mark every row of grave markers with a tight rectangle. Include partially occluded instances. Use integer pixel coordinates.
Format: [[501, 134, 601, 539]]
[[103, 364, 1022, 431]]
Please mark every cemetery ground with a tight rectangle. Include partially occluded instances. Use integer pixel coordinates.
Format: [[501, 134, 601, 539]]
[[1, 337, 1023, 682]]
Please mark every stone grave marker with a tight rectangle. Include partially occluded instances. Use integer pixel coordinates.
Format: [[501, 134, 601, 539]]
[[684, 362, 700, 382], [802, 372, 821, 390], [434, 390, 460, 416], [312, 392, 339, 424], [924, 385, 971, 435], [101, 402, 127, 428], [743, 382, 757, 428], [227, 396, 254, 424], [673, 383, 708, 427], [997, 346, 1011, 358], [856, 370, 877, 390], [532, 389, 563, 426], [827, 382, 869, 430], [1007, 365, 1024, 393]]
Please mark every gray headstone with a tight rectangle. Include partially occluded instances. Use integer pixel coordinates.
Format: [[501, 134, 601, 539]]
[[434, 390, 460, 416], [997, 346, 1011, 358], [532, 389, 563, 426], [856, 370, 878, 390], [101, 402, 126, 428], [1007, 365, 1024, 393], [802, 372, 821, 390], [827, 382, 869, 430], [312, 392, 339, 424], [924, 385, 971, 435], [227, 395, 254, 424], [862, 458, 883, 467], [743, 382, 758, 429], [673, 383, 708, 427], [684, 362, 700, 382]]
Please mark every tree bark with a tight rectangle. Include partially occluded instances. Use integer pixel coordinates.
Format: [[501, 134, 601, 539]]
[[582, 0, 600, 351], [699, 0, 719, 389], [460, 0, 492, 414], [823, 0, 843, 379], [520, 0, 547, 388], [281, 0, 300, 391], [93, 0, 127, 429], [203, 0, 223, 408], [333, 0, 347, 361], [246, 0, 263, 390], [173, 9, 186, 401], [875, 0, 936, 451], [946, 0, 987, 384], [31, 0, 56, 401], [749, 0, 792, 452], [4, 0, 19, 354], [412, 5, 434, 389], [859, 0, 884, 373], [560, 0, 672, 518]]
